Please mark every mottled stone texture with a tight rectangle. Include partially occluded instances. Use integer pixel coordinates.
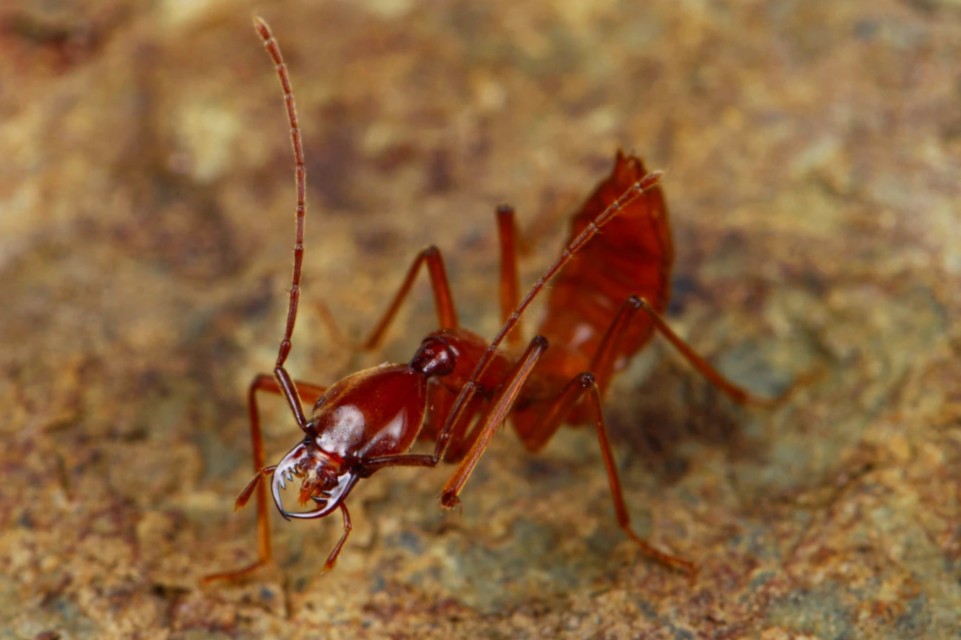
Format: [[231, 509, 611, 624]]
[[1, 0, 959, 638]]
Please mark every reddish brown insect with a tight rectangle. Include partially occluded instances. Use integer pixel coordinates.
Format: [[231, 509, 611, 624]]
[[204, 17, 780, 582]]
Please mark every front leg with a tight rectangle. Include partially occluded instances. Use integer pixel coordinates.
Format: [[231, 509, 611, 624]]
[[439, 336, 548, 508], [202, 374, 327, 583]]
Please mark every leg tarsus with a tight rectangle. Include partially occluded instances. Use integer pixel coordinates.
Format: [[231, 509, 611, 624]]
[[322, 503, 352, 571], [201, 557, 272, 584], [235, 465, 277, 511]]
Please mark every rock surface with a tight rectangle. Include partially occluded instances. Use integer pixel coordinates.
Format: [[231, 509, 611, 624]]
[[1, 1, 959, 638]]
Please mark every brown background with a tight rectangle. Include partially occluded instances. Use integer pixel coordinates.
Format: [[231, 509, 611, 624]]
[[1, 0, 960, 638]]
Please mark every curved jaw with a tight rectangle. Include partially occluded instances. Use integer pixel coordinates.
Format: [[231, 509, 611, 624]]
[[270, 442, 359, 520]]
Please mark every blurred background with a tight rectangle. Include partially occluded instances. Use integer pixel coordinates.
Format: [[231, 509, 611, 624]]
[[1, 0, 959, 637]]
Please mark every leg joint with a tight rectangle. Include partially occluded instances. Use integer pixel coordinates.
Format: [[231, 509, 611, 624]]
[[627, 294, 654, 310]]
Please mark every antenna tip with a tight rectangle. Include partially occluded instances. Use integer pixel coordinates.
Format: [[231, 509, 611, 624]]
[[637, 169, 663, 191], [252, 15, 269, 37]]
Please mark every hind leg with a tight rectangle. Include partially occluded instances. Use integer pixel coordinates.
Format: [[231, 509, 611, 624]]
[[512, 295, 695, 573], [521, 372, 695, 575]]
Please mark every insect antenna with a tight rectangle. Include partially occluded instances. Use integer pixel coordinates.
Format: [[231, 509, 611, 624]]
[[253, 16, 307, 370]]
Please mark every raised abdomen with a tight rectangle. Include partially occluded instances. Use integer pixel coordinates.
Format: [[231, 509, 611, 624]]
[[534, 151, 674, 393]]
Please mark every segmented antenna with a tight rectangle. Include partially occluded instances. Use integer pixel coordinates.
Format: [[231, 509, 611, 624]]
[[253, 16, 306, 369]]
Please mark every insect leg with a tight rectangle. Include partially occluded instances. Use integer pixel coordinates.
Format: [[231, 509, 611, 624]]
[[495, 205, 522, 346], [634, 297, 784, 407], [203, 373, 326, 583], [354, 245, 459, 350], [322, 503, 352, 571], [577, 375, 696, 575], [439, 336, 548, 508]]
